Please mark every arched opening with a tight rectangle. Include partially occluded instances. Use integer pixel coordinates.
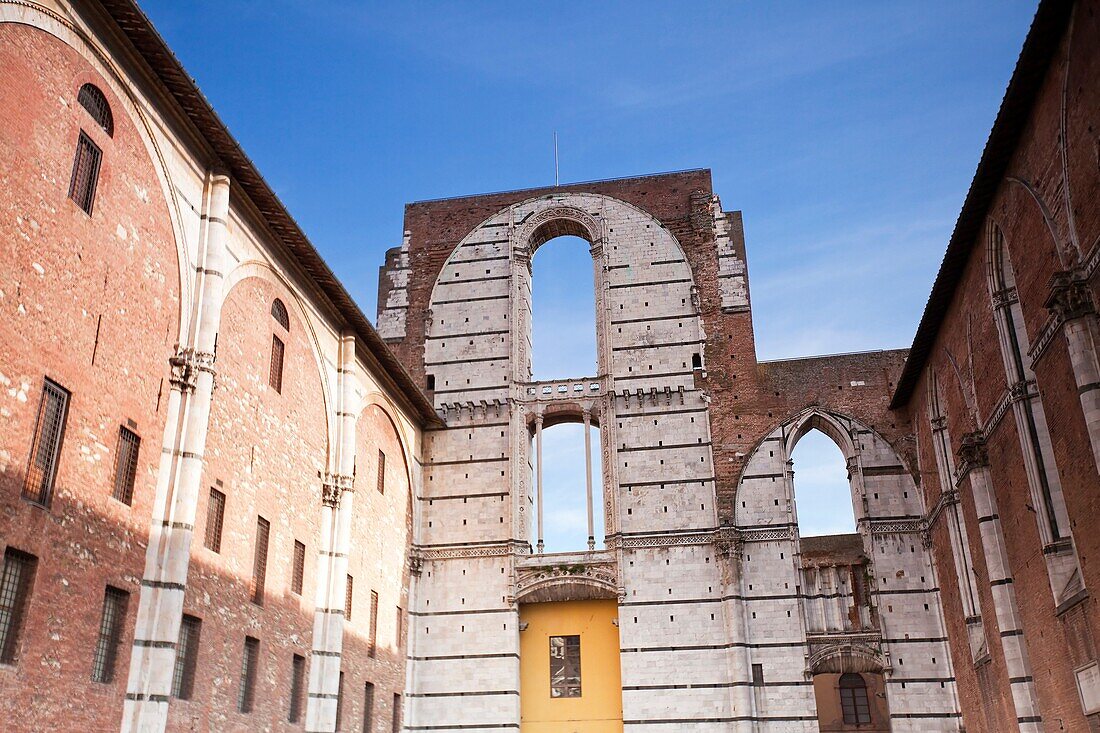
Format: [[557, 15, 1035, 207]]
[[791, 429, 856, 537], [530, 421, 604, 554], [530, 235, 597, 381]]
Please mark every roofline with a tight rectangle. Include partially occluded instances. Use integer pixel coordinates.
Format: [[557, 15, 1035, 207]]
[[407, 168, 712, 205], [91, 0, 442, 427], [889, 0, 1074, 409], [758, 348, 905, 366]]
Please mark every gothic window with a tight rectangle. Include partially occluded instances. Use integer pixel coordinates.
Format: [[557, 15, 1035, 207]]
[[77, 84, 113, 136], [790, 429, 855, 536], [22, 378, 70, 506], [270, 298, 290, 331], [530, 235, 597, 380], [839, 673, 871, 724], [269, 299, 288, 393]]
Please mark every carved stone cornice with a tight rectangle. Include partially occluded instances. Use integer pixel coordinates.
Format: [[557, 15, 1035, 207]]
[[321, 472, 354, 508], [169, 348, 216, 393], [1045, 270, 1096, 322]]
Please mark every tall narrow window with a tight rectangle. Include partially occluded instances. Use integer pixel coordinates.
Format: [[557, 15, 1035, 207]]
[[22, 378, 70, 506], [112, 425, 141, 505], [335, 671, 345, 731], [91, 586, 129, 683], [77, 84, 113, 136], [839, 673, 871, 724], [0, 549, 37, 663], [391, 694, 401, 733], [291, 540, 306, 596], [363, 682, 375, 733], [396, 606, 403, 646], [269, 335, 285, 393], [252, 517, 270, 605], [288, 653, 305, 723], [549, 635, 581, 698], [205, 487, 226, 552], [377, 450, 386, 494], [172, 614, 201, 700], [368, 590, 379, 657], [238, 636, 259, 713], [530, 234, 597, 380], [345, 575, 354, 621], [790, 429, 855, 536], [68, 131, 102, 214]]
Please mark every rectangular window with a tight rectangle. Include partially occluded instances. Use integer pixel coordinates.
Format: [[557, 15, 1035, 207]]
[[345, 575, 354, 621], [396, 606, 403, 647], [172, 614, 201, 700], [363, 682, 375, 733], [111, 425, 141, 505], [0, 549, 37, 663], [238, 636, 259, 713], [751, 663, 764, 686], [22, 378, 70, 506], [204, 487, 226, 553], [291, 540, 305, 596], [368, 590, 379, 657], [252, 516, 270, 605], [91, 586, 129, 683], [549, 635, 581, 698], [335, 671, 345, 731], [392, 693, 401, 733], [288, 653, 305, 723], [269, 334, 285, 393], [68, 131, 102, 214], [377, 450, 386, 494]]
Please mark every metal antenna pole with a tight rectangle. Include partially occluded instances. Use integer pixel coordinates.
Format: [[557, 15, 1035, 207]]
[[554, 131, 559, 187]]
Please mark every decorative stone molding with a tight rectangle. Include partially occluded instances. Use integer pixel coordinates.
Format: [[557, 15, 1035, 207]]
[[515, 205, 603, 252], [955, 432, 989, 479], [740, 525, 796, 543], [1045, 270, 1095, 322], [866, 519, 923, 535], [320, 472, 353, 508], [168, 348, 215, 393], [513, 551, 618, 604], [415, 542, 516, 561], [806, 631, 885, 676]]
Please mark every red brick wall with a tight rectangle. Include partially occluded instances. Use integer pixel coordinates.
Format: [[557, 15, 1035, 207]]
[[0, 22, 179, 731]]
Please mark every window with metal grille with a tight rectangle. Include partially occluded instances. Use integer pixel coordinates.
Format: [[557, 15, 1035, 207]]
[[839, 673, 872, 724], [345, 575, 354, 621], [368, 590, 379, 657], [22, 378, 70, 506], [238, 636, 259, 713], [291, 540, 305, 596], [77, 83, 113, 136], [172, 614, 201, 699], [252, 517, 270, 605], [335, 671, 345, 731], [376, 450, 386, 494], [391, 693, 401, 733], [204, 487, 226, 553], [0, 549, 37, 663], [363, 682, 375, 733], [91, 586, 128, 683], [271, 299, 290, 331], [112, 425, 141, 505], [288, 653, 305, 723], [549, 635, 581, 698], [68, 131, 102, 214], [269, 335, 285, 393]]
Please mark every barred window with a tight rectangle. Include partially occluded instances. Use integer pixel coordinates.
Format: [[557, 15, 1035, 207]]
[[271, 299, 289, 331], [252, 517, 271, 605], [69, 131, 102, 214], [269, 335, 285, 393], [391, 693, 401, 733], [377, 450, 386, 494], [204, 487, 226, 553], [288, 653, 305, 723], [335, 671, 345, 731], [363, 682, 375, 733], [238, 636, 259, 713], [345, 575, 354, 621], [0, 549, 37, 663], [291, 540, 305, 596], [77, 83, 113, 136], [172, 615, 201, 700], [91, 586, 129, 683], [368, 590, 379, 657], [840, 673, 871, 724], [22, 378, 70, 506], [112, 425, 141, 505], [549, 635, 581, 698]]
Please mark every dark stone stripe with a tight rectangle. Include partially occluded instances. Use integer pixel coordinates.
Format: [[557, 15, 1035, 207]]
[[141, 579, 185, 591], [609, 278, 691, 290], [407, 690, 518, 698], [426, 330, 509, 341]]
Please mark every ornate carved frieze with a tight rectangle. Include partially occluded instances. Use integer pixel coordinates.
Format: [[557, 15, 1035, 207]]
[[168, 348, 216, 393], [513, 551, 619, 604]]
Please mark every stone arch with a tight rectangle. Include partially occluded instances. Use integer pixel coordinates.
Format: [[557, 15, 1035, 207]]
[[0, 2, 192, 342], [358, 390, 417, 501], [808, 642, 886, 676]]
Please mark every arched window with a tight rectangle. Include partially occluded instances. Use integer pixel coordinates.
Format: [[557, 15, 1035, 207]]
[[78, 84, 113, 136], [269, 299, 288, 393], [839, 673, 871, 724], [530, 236, 597, 380], [532, 421, 603, 553], [271, 298, 290, 331], [790, 429, 855, 537]]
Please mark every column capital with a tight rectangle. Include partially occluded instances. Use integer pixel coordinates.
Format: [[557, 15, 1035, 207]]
[[169, 347, 216, 393], [321, 472, 354, 508], [534, 412, 544, 427], [1045, 269, 1095, 322], [955, 431, 989, 479]]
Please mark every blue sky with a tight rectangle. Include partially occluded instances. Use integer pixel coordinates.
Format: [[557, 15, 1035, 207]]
[[139, 0, 1037, 544]]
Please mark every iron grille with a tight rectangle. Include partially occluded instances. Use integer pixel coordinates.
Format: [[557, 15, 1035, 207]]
[[112, 426, 141, 505], [362, 682, 375, 733], [335, 671, 345, 731], [549, 635, 581, 698], [22, 378, 70, 506], [68, 131, 102, 214], [0, 549, 37, 663], [368, 590, 379, 657], [269, 335, 285, 393], [91, 586, 128, 683], [291, 540, 305, 595], [270, 298, 289, 331], [77, 83, 113, 136], [376, 450, 386, 494], [288, 653, 305, 723], [391, 693, 401, 733], [238, 636, 259, 713], [172, 615, 201, 699], [252, 517, 270, 605], [204, 488, 226, 553]]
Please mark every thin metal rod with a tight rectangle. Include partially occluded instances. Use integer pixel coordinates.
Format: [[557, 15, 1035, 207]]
[[553, 131, 559, 187], [536, 415, 544, 554], [584, 411, 594, 550]]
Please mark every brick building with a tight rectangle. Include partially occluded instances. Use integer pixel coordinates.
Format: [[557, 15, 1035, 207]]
[[0, 0, 1098, 732]]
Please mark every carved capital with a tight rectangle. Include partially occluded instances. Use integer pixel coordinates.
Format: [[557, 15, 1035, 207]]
[[408, 551, 424, 577], [321, 472, 354, 508], [1045, 270, 1095, 322], [714, 526, 741, 558], [955, 432, 989, 478], [929, 415, 947, 432], [169, 348, 216, 394]]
